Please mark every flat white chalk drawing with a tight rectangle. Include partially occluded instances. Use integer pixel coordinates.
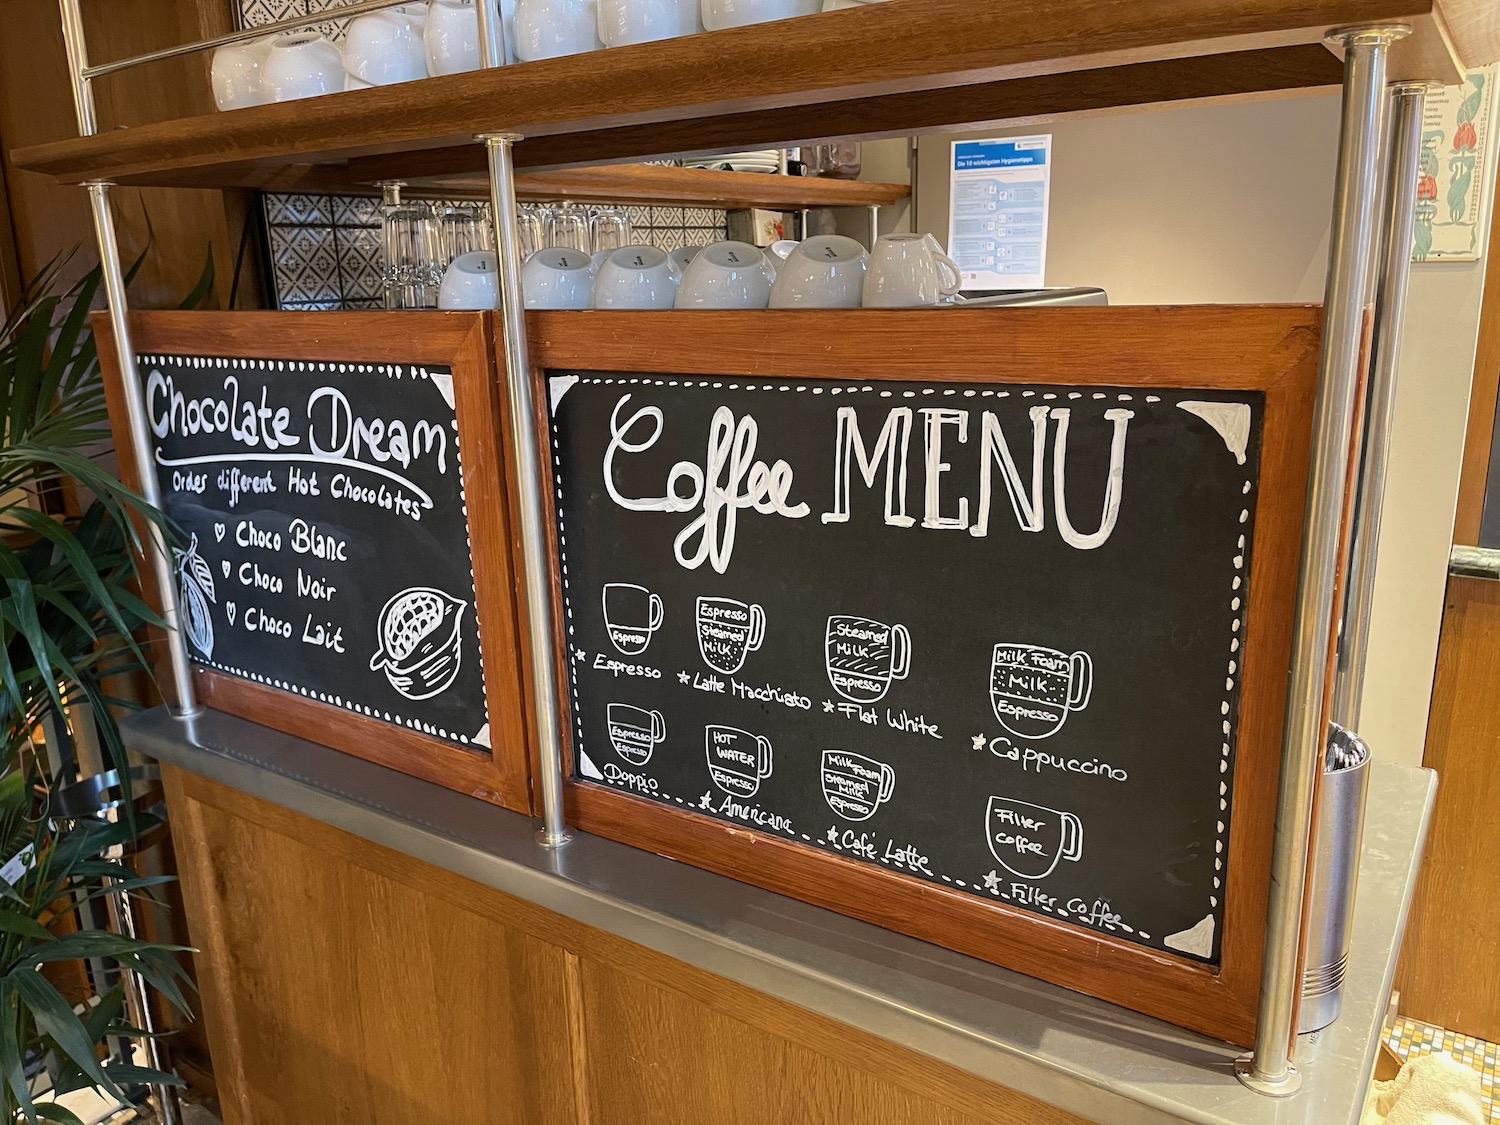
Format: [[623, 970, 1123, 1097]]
[[986, 796, 1084, 880], [1164, 913, 1216, 958], [705, 725, 773, 797], [607, 703, 666, 766], [825, 616, 911, 703], [696, 597, 765, 674], [989, 643, 1092, 739], [821, 750, 895, 821], [602, 583, 663, 655], [173, 533, 216, 659], [1178, 401, 1251, 465], [369, 586, 468, 700]]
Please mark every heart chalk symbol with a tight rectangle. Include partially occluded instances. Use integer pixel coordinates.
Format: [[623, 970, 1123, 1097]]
[[221, 560, 231, 578], [226, 602, 237, 626], [214, 523, 226, 543]]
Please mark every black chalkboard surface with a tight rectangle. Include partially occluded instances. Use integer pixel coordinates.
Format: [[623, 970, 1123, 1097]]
[[548, 371, 1264, 966], [136, 352, 491, 750]]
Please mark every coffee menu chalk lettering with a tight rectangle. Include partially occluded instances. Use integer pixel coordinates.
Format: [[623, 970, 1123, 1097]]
[[138, 353, 490, 748], [550, 373, 1264, 966]]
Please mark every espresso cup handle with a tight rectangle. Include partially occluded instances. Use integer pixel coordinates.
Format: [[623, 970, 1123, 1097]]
[[651, 710, 666, 742], [1060, 812, 1085, 861], [756, 735, 773, 778], [879, 763, 896, 803], [1068, 650, 1093, 710], [747, 604, 766, 652], [933, 250, 963, 296], [649, 594, 664, 631], [890, 624, 911, 681]]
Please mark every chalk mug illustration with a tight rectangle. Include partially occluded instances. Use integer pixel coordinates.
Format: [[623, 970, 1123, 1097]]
[[986, 796, 1084, 880], [607, 703, 666, 766], [705, 725, 773, 797], [370, 587, 468, 700], [820, 750, 896, 822], [825, 615, 911, 703], [989, 643, 1092, 739], [603, 582, 663, 655], [696, 597, 765, 675]]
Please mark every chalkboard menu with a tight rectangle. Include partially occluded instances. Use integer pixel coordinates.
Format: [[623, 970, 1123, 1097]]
[[547, 372, 1265, 966], [135, 351, 491, 750]]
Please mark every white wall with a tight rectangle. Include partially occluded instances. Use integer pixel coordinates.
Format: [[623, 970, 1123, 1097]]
[[911, 94, 1486, 765]]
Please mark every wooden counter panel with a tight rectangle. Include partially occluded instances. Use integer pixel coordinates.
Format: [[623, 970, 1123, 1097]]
[[163, 764, 1092, 1125]]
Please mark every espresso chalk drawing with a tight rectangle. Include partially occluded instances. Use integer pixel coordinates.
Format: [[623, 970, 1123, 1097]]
[[821, 750, 896, 821], [986, 796, 1084, 880], [989, 643, 1092, 739], [696, 597, 765, 675], [369, 586, 467, 700], [705, 725, 773, 797], [173, 533, 217, 659], [825, 616, 911, 703], [603, 582, 663, 655], [607, 703, 666, 765]]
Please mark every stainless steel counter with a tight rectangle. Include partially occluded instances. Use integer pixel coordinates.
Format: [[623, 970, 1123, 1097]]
[[124, 705, 1435, 1125]]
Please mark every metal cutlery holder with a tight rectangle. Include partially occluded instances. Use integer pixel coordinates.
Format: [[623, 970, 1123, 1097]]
[[1299, 725, 1372, 1033]]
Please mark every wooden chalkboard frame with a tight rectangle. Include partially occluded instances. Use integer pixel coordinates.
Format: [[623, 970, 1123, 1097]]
[[527, 306, 1321, 1046], [97, 310, 531, 813]]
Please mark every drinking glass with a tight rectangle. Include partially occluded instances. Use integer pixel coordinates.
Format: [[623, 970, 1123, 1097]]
[[382, 201, 443, 309], [590, 205, 632, 254], [547, 201, 591, 253], [437, 203, 489, 265], [516, 208, 545, 258]]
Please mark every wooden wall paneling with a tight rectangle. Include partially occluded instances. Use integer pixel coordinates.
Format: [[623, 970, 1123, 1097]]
[[1395, 574, 1500, 1040], [1452, 161, 1500, 545], [161, 766, 578, 1125], [163, 764, 1095, 1125], [524, 306, 1322, 1047], [96, 310, 534, 812]]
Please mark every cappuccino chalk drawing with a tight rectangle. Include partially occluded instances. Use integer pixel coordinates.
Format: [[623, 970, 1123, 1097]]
[[989, 643, 1092, 739], [986, 796, 1084, 880], [696, 597, 765, 675], [821, 750, 896, 821], [550, 370, 1270, 965], [603, 582, 663, 655], [825, 616, 911, 703]]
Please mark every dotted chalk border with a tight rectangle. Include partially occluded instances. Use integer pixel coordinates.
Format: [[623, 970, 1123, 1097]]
[[139, 353, 490, 747]]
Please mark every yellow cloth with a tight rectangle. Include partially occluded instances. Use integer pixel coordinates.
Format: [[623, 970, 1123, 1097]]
[[1362, 1054, 1486, 1125]]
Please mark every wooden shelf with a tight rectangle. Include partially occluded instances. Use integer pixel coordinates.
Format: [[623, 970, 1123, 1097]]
[[427, 164, 910, 209], [10, 0, 1491, 193]]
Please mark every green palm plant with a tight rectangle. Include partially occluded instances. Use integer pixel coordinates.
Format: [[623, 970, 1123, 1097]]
[[0, 252, 209, 1123]]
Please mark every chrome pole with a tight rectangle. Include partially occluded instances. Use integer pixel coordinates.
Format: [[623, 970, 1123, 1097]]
[[57, 0, 96, 135], [868, 204, 880, 249], [85, 184, 203, 722], [481, 132, 575, 849], [474, 0, 504, 69], [1236, 23, 1406, 1096], [1330, 81, 1429, 728]]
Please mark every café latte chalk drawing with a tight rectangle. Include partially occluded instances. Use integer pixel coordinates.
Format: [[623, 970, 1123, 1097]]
[[548, 371, 1265, 965]]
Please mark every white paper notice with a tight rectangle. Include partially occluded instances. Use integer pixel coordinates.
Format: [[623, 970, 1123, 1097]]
[[948, 136, 1052, 291]]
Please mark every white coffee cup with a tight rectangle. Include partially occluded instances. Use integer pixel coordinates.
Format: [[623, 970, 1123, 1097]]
[[345, 73, 375, 90], [210, 38, 273, 110], [700, 0, 819, 29], [765, 239, 798, 271], [438, 251, 500, 309], [512, 0, 602, 60], [667, 246, 701, 274], [424, 0, 480, 73], [675, 241, 774, 309], [768, 234, 867, 308], [594, 245, 679, 309], [262, 33, 344, 101], [522, 247, 596, 309], [344, 11, 427, 86], [862, 232, 962, 307], [599, 0, 700, 45]]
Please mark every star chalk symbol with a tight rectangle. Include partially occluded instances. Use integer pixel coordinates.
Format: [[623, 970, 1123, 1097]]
[[822, 699, 836, 713], [677, 670, 692, 684], [971, 733, 987, 750], [983, 870, 1002, 894], [698, 792, 714, 810], [572, 647, 587, 663], [826, 826, 840, 845]]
